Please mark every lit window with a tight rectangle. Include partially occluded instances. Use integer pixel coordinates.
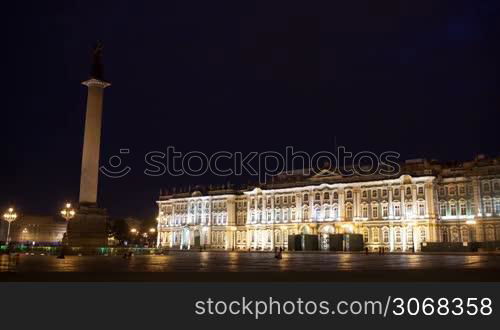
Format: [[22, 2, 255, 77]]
[[314, 207, 321, 220], [395, 229, 401, 243], [382, 205, 388, 217], [324, 207, 330, 219], [362, 206, 368, 218], [440, 202, 447, 216], [394, 205, 401, 217], [333, 192, 338, 199], [303, 207, 309, 220], [346, 205, 353, 219], [418, 203, 425, 216], [346, 190, 353, 199], [324, 192, 330, 200], [333, 206, 338, 219], [383, 229, 389, 243], [483, 183, 491, 192], [372, 190, 377, 198], [382, 189, 387, 197], [484, 199, 492, 214], [394, 188, 399, 196], [362, 190, 367, 198], [460, 202, 467, 216], [406, 204, 412, 217], [407, 228, 413, 243], [372, 206, 378, 218], [450, 203, 457, 216], [303, 194, 309, 203], [461, 227, 469, 242], [406, 187, 412, 195]]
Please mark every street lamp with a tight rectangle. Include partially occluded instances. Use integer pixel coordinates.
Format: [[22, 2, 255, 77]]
[[57, 203, 75, 258], [60, 203, 76, 221], [130, 228, 138, 246], [3, 207, 18, 244], [149, 227, 157, 248]]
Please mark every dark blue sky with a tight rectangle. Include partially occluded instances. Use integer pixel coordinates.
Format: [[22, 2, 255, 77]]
[[1, 0, 499, 221]]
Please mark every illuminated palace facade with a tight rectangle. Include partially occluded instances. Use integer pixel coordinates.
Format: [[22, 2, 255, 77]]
[[156, 156, 500, 252]]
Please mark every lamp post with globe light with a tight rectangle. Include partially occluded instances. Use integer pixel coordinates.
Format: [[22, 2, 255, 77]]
[[58, 203, 75, 258], [3, 207, 18, 245], [130, 228, 138, 246], [60, 203, 76, 222], [149, 228, 156, 247]]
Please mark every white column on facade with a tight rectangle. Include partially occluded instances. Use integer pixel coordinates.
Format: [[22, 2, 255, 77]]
[[271, 193, 275, 223], [472, 178, 482, 216], [412, 184, 417, 217], [296, 192, 302, 222], [400, 185, 405, 219], [246, 195, 251, 224], [338, 189, 345, 221], [413, 225, 419, 251], [402, 225, 407, 252], [352, 188, 357, 219], [252, 229, 256, 250], [388, 187, 394, 217], [424, 183, 433, 218], [308, 189, 313, 222], [389, 225, 394, 252]]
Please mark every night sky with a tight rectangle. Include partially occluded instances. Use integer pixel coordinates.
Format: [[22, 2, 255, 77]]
[[1, 0, 499, 221]]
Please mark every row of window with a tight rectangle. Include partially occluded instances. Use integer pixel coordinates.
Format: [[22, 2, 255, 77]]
[[246, 202, 427, 224], [439, 199, 500, 217], [247, 187, 425, 210], [438, 181, 500, 196], [360, 226, 426, 244]]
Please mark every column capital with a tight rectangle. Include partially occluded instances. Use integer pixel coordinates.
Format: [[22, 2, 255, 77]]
[[82, 78, 111, 88]]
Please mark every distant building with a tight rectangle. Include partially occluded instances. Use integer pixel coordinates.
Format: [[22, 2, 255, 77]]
[[0, 215, 67, 245], [157, 156, 500, 252]]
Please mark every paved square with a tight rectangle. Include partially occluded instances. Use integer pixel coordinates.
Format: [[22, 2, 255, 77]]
[[1, 252, 499, 281]]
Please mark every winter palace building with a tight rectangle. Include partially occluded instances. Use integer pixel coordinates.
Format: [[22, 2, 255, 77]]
[[156, 156, 500, 252]]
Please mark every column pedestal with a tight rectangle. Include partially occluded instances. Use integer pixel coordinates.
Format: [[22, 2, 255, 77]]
[[67, 205, 108, 248]]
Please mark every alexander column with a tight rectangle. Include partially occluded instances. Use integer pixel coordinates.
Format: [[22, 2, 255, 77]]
[[67, 42, 110, 247]]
